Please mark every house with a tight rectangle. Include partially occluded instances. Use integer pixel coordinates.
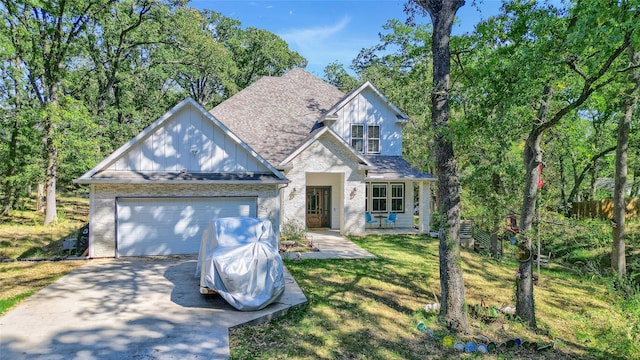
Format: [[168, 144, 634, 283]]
[[75, 69, 434, 258]]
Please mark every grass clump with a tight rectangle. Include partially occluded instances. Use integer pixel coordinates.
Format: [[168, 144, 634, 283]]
[[0, 291, 35, 315]]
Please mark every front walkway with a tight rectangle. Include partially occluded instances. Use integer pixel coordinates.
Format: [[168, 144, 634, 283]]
[[287, 230, 377, 260]]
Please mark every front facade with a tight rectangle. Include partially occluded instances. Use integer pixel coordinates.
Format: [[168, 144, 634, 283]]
[[77, 69, 433, 257], [210, 69, 434, 239]]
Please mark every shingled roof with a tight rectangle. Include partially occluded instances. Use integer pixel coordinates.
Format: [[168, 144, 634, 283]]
[[210, 68, 345, 166]]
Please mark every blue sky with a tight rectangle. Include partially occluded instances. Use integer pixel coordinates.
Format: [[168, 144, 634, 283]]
[[191, 1, 506, 77]]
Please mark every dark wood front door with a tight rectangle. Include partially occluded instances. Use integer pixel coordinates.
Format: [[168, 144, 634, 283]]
[[306, 187, 331, 228]]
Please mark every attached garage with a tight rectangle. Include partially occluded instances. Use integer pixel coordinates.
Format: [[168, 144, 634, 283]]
[[74, 98, 288, 258], [116, 197, 257, 256]]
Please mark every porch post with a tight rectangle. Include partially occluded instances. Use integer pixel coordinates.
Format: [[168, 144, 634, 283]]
[[418, 181, 431, 233]]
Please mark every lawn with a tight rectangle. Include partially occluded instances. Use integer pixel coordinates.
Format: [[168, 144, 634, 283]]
[[230, 233, 640, 359], [1, 196, 639, 359], [0, 193, 89, 314]]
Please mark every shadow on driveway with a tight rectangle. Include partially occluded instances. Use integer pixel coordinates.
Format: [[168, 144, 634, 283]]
[[0, 256, 305, 359]]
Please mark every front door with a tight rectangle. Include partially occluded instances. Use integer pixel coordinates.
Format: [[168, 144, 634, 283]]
[[306, 187, 331, 228]]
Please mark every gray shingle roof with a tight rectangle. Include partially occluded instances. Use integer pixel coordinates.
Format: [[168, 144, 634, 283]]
[[365, 155, 434, 180], [210, 68, 345, 166], [209, 69, 434, 181]]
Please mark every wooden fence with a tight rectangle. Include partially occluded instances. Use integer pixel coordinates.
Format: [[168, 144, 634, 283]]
[[572, 198, 639, 219]]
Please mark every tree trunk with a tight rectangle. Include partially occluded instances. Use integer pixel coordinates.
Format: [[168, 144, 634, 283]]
[[0, 124, 19, 215], [517, 128, 541, 329], [416, 0, 469, 334], [1, 115, 20, 216], [43, 88, 59, 226], [490, 215, 500, 258], [612, 46, 639, 276], [516, 86, 553, 329], [36, 183, 45, 211], [43, 115, 58, 225], [2, 58, 23, 216], [589, 160, 599, 200]]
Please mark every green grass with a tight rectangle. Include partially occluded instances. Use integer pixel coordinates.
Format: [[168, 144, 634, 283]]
[[0, 193, 89, 314], [230, 231, 640, 359], [2, 194, 638, 358], [0, 291, 35, 315]]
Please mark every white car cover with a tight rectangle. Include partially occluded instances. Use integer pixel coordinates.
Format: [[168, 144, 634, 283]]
[[197, 217, 285, 311]]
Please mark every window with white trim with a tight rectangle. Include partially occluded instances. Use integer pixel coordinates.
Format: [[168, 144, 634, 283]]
[[351, 125, 364, 152], [351, 124, 381, 154], [372, 184, 387, 212], [367, 125, 380, 153], [391, 183, 404, 212], [368, 183, 405, 213]]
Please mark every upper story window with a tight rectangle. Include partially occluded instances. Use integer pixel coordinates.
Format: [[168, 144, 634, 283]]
[[351, 124, 380, 154], [351, 125, 364, 152], [368, 125, 380, 153]]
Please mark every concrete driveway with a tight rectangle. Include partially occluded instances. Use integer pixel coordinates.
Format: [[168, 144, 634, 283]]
[[0, 256, 306, 359]]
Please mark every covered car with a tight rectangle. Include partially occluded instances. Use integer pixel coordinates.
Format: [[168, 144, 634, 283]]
[[197, 217, 285, 311]]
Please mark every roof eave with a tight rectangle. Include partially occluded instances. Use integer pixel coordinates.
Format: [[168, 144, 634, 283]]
[[73, 178, 290, 185], [366, 176, 436, 181], [279, 127, 372, 167]]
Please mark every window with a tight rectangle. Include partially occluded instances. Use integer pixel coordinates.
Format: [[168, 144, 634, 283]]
[[391, 184, 404, 212], [367, 125, 380, 153], [351, 124, 381, 154], [372, 184, 387, 212], [368, 183, 405, 213], [365, 184, 369, 212], [351, 125, 364, 152]]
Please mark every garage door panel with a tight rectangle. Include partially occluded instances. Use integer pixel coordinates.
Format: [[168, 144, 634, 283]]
[[117, 197, 256, 256]]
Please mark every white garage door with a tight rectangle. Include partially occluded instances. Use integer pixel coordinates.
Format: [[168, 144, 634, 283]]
[[116, 197, 256, 256]]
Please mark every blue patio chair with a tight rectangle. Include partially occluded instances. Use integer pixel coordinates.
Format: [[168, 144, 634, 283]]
[[384, 213, 397, 228], [365, 213, 378, 228]]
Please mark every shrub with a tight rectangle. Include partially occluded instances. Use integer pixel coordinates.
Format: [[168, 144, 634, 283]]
[[281, 219, 307, 241]]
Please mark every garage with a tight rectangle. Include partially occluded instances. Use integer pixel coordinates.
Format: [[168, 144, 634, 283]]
[[116, 197, 257, 256], [74, 99, 288, 258]]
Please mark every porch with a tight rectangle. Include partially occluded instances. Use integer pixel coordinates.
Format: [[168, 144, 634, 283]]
[[364, 227, 422, 235]]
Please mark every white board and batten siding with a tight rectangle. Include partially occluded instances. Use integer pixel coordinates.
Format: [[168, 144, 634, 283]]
[[116, 196, 257, 256], [108, 105, 266, 174], [329, 87, 403, 156]]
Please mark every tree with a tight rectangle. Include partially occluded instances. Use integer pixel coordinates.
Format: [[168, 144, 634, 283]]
[[469, 0, 636, 327], [612, 44, 640, 277], [410, 0, 469, 334], [230, 27, 307, 89], [323, 61, 358, 92], [2, 0, 113, 224], [159, 8, 238, 108]]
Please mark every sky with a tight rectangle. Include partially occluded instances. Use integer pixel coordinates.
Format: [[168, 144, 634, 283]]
[[191, 1, 506, 77]]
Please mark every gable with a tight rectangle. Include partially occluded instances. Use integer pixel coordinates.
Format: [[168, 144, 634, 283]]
[[108, 105, 266, 173], [280, 127, 370, 172], [326, 86, 405, 156], [76, 98, 286, 184]]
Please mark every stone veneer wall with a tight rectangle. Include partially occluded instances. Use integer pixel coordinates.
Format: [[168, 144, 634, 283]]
[[281, 133, 366, 235], [89, 183, 280, 257]]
